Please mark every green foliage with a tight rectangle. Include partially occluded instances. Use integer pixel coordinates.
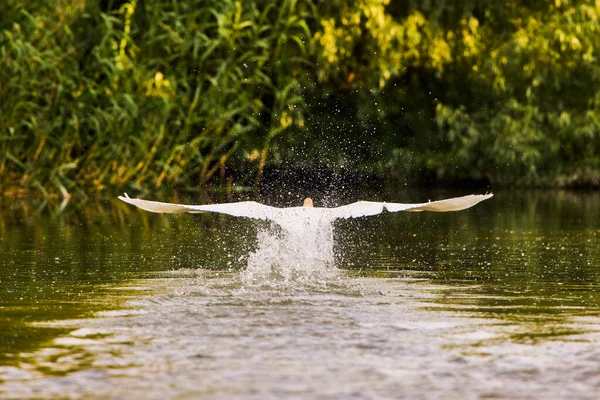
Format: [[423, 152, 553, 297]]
[[1, 0, 600, 197], [316, 0, 600, 186], [1, 0, 313, 196]]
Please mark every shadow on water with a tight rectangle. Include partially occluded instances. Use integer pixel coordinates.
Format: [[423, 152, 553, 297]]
[[1, 189, 600, 398]]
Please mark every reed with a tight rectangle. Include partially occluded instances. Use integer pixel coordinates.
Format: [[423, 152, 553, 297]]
[[1, 0, 314, 197]]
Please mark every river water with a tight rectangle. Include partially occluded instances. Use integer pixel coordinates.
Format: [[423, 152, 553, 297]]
[[1, 189, 600, 399]]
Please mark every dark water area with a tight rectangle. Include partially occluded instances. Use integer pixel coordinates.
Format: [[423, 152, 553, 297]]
[[1, 189, 599, 398]]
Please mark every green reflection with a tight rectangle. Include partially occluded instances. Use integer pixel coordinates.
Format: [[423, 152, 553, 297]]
[[0, 197, 255, 365], [340, 189, 600, 341], [1, 189, 599, 365]]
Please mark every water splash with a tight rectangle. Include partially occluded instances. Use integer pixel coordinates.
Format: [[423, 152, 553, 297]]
[[243, 211, 340, 284]]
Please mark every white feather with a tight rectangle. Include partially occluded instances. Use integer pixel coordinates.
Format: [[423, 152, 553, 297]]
[[118, 193, 493, 221]]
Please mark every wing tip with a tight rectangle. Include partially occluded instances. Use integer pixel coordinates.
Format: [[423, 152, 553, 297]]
[[118, 193, 133, 203]]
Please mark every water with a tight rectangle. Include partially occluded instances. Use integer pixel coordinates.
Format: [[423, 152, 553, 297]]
[[1, 189, 600, 398], [245, 206, 338, 281]]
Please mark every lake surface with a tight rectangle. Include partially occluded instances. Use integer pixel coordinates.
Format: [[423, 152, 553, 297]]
[[1, 189, 600, 399]]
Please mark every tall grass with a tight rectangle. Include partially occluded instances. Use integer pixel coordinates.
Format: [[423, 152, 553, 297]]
[[1, 0, 313, 197]]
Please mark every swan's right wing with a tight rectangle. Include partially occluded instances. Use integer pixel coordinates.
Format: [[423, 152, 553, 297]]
[[118, 194, 280, 220], [331, 194, 493, 219], [386, 194, 493, 212], [328, 201, 385, 219]]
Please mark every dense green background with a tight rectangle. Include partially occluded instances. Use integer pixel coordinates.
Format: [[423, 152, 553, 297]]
[[2, 0, 600, 197]]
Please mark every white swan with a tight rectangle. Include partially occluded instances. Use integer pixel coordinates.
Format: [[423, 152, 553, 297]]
[[119, 193, 492, 271], [118, 193, 493, 223]]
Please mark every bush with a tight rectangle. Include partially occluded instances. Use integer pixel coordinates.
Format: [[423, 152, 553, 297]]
[[2, 0, 599, 197]]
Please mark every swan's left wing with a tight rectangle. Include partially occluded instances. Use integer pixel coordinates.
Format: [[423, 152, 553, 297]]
[[118, 194, 280, 220], [331, 194, 493, 219]]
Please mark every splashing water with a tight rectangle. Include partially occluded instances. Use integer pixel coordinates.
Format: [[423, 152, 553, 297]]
[[243, 209, 340, 284]]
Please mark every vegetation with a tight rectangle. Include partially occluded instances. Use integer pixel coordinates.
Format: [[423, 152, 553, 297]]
[[1, 0, 599, 197]]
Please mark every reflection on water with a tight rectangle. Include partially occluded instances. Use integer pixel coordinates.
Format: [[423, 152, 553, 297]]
[[1, 190, 600, 398]]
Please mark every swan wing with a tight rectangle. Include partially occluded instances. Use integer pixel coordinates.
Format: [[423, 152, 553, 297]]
[[329, 201, 386, 219], [118, 194, 280, 220], [331, 194, 493, 219], [386, 193, 493, 212]]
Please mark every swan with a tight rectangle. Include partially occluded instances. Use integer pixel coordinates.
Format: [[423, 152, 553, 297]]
[[119, 193, 492, 270], [118, 193, 493, 223]]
